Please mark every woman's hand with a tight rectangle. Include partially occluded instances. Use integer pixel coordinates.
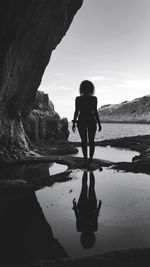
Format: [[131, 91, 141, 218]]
[[98, 124, 102, 132], [72, 124, 76, 132], [72, 198, 77, 210]]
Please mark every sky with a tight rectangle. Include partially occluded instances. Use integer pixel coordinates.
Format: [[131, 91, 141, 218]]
[[39, 0, 150, 120]]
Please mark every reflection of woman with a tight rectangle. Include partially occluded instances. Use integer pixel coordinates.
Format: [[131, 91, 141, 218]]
[[72, 171, 102, 249], [72, 80, 102, 165]]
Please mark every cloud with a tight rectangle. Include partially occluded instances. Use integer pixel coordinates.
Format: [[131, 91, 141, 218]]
[[116, 79, 150, 89], [53, 72, 67, 76], [53, 72, 73, 77], [90, 75, 114, 81], [40, 84, 74, 94], [93, 70, 136, 78]]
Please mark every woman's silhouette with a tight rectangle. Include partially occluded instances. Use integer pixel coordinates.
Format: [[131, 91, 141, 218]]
[[72, 80, 101, 165], [72, 171, 102, 249]]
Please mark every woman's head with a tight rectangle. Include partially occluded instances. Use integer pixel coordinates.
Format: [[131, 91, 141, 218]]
[[80, 232, 96, 249], [79, 80, 95, 95]]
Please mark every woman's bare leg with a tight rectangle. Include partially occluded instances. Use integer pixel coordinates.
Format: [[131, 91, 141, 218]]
[[88, 123, 97, 159], [78, 126, 88, 161]]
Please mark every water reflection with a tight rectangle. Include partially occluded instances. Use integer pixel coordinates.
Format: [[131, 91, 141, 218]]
[[36, 168, 150, 258], [0, 189, 68, 264], [72, 171, 102, 249]]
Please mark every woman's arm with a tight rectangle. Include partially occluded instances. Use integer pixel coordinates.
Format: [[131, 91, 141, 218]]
[[72, 97, 79, 132], [96, 200, 102, 216], [72, 198, 79, 218], [93, 97, 102, 131]]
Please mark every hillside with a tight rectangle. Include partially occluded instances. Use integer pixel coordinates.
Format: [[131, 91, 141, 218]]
[[98, 95, 150, 123]]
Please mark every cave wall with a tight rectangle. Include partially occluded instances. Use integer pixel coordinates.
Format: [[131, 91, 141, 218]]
[[0, 0, 83, 149]]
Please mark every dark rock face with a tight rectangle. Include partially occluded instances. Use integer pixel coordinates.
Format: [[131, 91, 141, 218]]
[[23, 91, 69, 141], [0, 0, 83, 149], [98, 95, 150, 123], [0, 190, 68, 263]]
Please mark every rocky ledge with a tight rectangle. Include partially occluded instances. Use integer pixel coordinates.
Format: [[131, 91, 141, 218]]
[[70, 135, 150, 174], [12, 248, 150, 267], [96, 135, 150, 174], [1, 134, 150, 176]]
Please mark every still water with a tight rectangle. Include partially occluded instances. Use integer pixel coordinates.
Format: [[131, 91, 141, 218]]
[[69, 123, 150, 142], [0, 144, 149, 262], [36, 168, 150, 258], [74, 146, 139, 162]]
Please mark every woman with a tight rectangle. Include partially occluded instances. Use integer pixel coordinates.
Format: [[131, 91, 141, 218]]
[[72, 80, 101, 164]]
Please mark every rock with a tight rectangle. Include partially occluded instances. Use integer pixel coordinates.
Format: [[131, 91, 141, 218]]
[[23, 91, 69, 142], [31, 90, 54, 111], [30, 248, 150, 267], [95, 135, 150, 174], [2, 247, 150, 267], [98, 95, 150, 123], [0, 152, 5, 162], [0, 0, 83, 149], [0, 191, 68, 264]]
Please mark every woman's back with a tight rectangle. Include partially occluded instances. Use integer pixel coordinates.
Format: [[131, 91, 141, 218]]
[[77, 94, 97, 122]]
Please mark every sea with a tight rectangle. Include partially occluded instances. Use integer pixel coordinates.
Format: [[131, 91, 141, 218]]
[[68, 122, 150, 142]]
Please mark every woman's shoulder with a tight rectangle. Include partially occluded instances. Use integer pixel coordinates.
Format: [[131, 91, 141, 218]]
[[76, 95, 97, 101], [91, 95, 97, 102], [75, 96, 80, 102]]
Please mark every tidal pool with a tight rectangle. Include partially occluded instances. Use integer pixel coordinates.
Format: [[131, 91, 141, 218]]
[[36, 168, 150, 258], [48, 163, 68, 175], [74, 146, 139, 162], [0, 146, 147, 262]]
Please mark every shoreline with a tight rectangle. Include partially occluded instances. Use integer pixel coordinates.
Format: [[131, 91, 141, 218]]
[[69, 121, 150, 124], [2, 248, 150, 267], [69, 135, 150, 174], [69, 134, 150, 153], [1, 135, 150, 174], [98, 121, 150, 124]]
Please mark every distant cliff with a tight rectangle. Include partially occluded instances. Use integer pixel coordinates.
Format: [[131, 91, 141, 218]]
[[98, 95, 150, 123], [23, 91, 69, 142]]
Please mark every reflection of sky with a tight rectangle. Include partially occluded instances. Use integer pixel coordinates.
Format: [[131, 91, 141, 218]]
[[39, 0, 150, 120], [49, 163, 67, 176]]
